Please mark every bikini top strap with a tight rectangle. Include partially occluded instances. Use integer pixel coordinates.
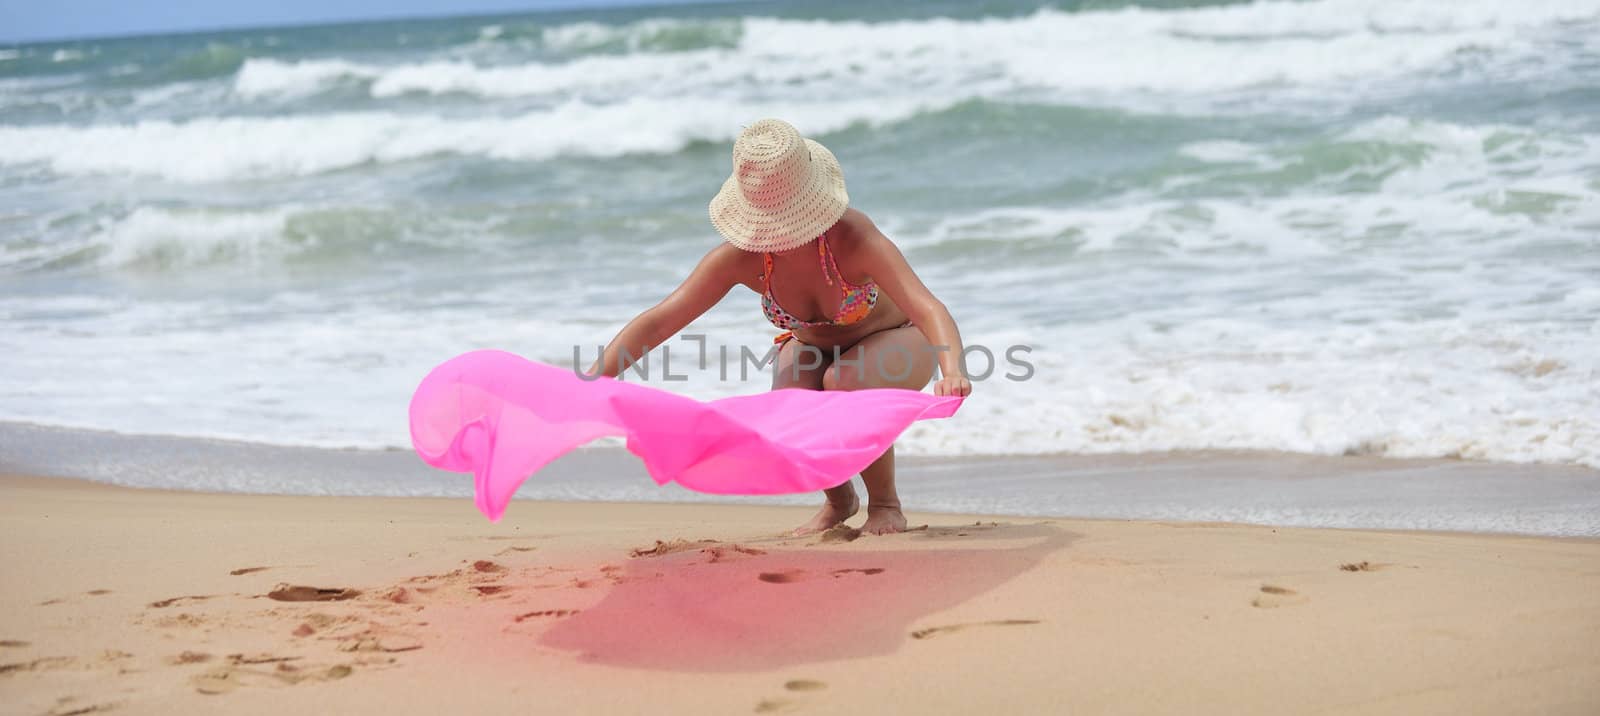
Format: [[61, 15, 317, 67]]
[[761, 252, 774, 291], [817, 233, 838, 287]]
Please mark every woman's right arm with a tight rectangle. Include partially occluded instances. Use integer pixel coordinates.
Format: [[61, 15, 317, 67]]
[[587, 244, 745, 378]]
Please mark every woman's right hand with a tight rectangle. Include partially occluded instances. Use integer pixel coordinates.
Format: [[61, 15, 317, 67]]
[[933, 374, 972, 397]]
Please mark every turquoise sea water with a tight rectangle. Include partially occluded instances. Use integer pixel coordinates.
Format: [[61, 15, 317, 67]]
[[1, 0, 1597, 468]]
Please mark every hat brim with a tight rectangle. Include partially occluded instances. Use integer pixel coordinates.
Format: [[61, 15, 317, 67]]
[[709, 139, 848, 253]]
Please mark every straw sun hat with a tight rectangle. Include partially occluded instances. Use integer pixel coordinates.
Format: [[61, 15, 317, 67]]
[[709, 119, 848, 253]]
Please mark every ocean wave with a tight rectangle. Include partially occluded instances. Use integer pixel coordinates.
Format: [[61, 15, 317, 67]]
[[210, 0, 1600, 107], [232, 58, 377, 98], [94, 207, 295, 268], [538, 17, 743, 55], [0, 96, 953, 182], [14, 77, 1592, 188], [904, 320, 1600, 468], [899, 115, 1600, 254], [0, 207, 304, 273], [1, 305, 1593, 469], [0, 205, 535, 273]]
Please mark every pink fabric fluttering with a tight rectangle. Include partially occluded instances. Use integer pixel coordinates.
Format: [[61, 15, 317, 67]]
[[408, 350, 964, 521]]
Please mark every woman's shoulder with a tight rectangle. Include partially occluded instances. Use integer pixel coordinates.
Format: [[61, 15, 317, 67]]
[[835, 208, 894, 252], [839, 207, 876, 232], [701, 241, 763, 289]]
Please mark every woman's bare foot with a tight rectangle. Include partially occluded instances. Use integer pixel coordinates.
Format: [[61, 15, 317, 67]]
[[860, 504, 908, 535], [791, 492, 859, 536]]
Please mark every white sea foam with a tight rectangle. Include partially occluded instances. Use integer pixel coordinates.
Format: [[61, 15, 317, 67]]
[[1177, 140, 1275, 166], [920, 318, 1599, 467], [921, 115, 1600, 249], [0, 286, 1593, 468], [6, 0, 1596, 182], [232, 58, 377, 98], [9, 101, 1589, 188], [213, 0, 1600, 106], [0, 204, 555, 273], [93, 207, 296, 268], [0, 95, 953, 182]]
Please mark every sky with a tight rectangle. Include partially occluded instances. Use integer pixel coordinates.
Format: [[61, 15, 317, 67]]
[[0, 0, 691, 44]]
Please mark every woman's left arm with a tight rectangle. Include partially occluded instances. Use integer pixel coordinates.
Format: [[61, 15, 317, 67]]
[[850, 216, 973, 397]]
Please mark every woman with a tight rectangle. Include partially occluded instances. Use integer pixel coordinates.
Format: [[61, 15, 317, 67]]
[[590, 119, 972, 536]]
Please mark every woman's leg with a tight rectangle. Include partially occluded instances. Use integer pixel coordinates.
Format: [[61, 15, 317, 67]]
[[822, 325, 937, 534], [773, 338, 860, 535]]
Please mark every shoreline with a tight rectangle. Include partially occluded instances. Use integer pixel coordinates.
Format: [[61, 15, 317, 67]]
[[4, 420, 1598, 538], [3, 474, 1597, 714], [12, 471, 1600, 546]]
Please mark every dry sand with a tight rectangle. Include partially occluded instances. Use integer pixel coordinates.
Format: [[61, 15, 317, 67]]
[[2, 474, 1597, 715]]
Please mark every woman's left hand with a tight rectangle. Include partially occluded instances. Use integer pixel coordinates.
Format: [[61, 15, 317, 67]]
[[933, 375, 972, 397]]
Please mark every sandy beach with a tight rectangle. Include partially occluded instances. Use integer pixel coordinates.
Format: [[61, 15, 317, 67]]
[[6, 1, 1600, 714], [3, 473, 1597, 715]]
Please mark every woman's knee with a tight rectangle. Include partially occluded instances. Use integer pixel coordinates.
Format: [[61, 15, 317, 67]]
[[828, 341, 935, 390], [821, 349, 890, 391], [821, 362, 854, 391]]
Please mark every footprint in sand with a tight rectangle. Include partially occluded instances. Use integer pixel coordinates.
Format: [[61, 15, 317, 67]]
[[336, 634, 423, 653], [191, 666, 249, 693], [759, 567, 885, 583], [148, 595, 216, 608], [167, 651, 212, 665], [758, 570, 805, 584], [1339, 561, 1389, 572], [153, 613, 208, 629], [231, 565, 314, 576], [229, 653, 302, 665], [753, 679, 827, 712], [910, 619, 1041, 640], [514, 609, 580, 622], [266, 585, 361, 602], [0, 640, 30, 648], [290, 612, 361, 637], [631, 539, 721, 558], [0, 656, 76, 675], [191, 661, 354, 695], [1251, 584, 1310, 608], [701, 545, 767, 563], [46, 699, 120, 715], [916, 522, 1005, 540]]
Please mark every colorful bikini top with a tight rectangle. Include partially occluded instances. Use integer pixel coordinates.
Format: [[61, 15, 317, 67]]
[[761, 234, 879, 331]]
